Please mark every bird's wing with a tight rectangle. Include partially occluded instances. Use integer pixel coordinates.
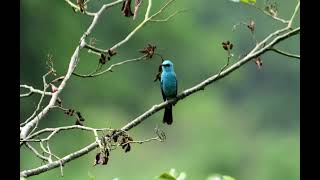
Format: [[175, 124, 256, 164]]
[[160, 80, 166, 101]]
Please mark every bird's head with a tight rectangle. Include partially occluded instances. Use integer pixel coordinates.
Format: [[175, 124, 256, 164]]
[[161, 60, 174, 72]]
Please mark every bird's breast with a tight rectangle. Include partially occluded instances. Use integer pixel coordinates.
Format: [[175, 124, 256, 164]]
[[161, 72, 177, 98]]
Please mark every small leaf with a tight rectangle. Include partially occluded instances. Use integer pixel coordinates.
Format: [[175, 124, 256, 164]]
[[157, 173, 176, 180]]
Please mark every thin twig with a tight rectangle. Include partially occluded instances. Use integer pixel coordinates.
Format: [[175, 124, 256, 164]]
[[109, 0, 178, 52], [252, 5, 289, 24], [218, 50, 232, 75], [25, 142, 49, 162], [39, 141, 61, 161], [150, 9, 188, 22], [23, 125, 112, 143], [268, 48, 300, 59], [84, 43, 105, 54], [81, 0, 184, 56], [73, 55, 147, 78], [64, 0, 96, 16], [121, 137, 163, 146], [288, 1, 300, 28], [20, 71, 52, 127], [20, 85, 53, 98]]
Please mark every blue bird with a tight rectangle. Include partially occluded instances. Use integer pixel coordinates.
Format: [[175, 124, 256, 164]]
[[160, 60, 178, 125]]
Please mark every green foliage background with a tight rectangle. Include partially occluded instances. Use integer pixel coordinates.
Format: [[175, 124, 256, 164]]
[[20, 0, 299, 179]]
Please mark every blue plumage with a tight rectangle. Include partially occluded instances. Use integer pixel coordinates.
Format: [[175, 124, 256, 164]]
[[160, 60, 177, 124]]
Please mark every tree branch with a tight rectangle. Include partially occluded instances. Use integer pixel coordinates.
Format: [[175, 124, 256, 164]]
[[20, 71, 52, 127], [150, 9, 188, 22], [268, 48, 300, 59], [21, 125, 112, 144], [20, 0, 124, 140], [20, 26, 300, 178], [64, 0, 96, 16], [83, 0, 181, 55], [73, 55, 147, 78], [20, 85, 53, 98], [288, 1, 300, 28], [25, 142, 49, 162], [20, 0, 299, 178]]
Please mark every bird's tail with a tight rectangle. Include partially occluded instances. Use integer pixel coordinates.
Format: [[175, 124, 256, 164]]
[[163, 105, 173, 125]]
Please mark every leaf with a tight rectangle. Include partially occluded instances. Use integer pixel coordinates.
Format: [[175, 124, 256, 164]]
[[157, 173, 177, 180], [20, 177, 27, 180]]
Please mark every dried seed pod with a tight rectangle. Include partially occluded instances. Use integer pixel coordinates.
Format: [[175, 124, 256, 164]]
[[99, 53, 107, 64], [121, 0, 134, 17], [255, 57, 263, 69], [247, 20, 255, 32]]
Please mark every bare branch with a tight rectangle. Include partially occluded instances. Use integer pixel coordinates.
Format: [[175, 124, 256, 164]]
[[288, 1, 300, 28], [73, 55, 147, 78], [21, 0, 299, 178], [84, 43, 105, 54], [255, 6, 289, 24], [268, 48, 300, 59], [20, 26, 300, 178], [20, 0, 124, 139], [120, 137, 163, 146], [108, 0, 179, 52], [64, 0, 96, 16], [25, 143, 49, 162], [150, 0, 175, 18], [150, 9, 188, 22], [145, 0, 153, 19], [20, 71, 52, 127], [120, 28, 300, 132], [20, 85, 52, 98], [22, 125, 112, 143], [218, 49, 233, 75]]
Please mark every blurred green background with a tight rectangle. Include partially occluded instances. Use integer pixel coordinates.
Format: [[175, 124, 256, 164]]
[[20, 0, 300, 180]]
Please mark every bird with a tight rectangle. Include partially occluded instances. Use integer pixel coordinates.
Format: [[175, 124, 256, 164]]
[[160, 60, 178, 125]]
